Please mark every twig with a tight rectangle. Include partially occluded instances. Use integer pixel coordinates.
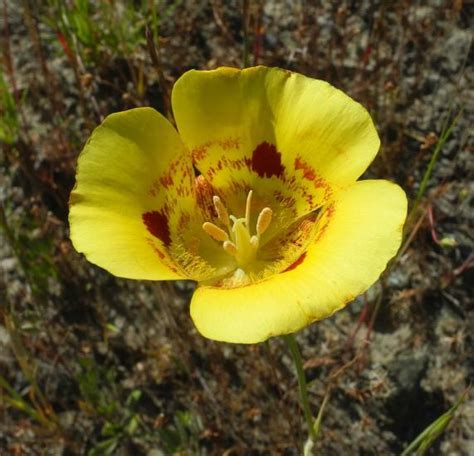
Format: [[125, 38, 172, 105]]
[[242, 0, 250, 68], [145, 26, 172, 121]]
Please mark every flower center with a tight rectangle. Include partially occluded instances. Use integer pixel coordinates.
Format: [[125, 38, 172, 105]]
[[202, 190, 273, 269]]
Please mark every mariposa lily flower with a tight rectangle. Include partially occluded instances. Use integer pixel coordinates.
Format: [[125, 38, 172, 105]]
[[69, 66, 407, 344]]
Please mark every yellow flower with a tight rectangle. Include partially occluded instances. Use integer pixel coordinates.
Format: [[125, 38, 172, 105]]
[[69, 66, 407, 344]]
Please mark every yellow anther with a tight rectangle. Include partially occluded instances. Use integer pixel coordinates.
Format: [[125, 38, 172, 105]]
[[202, 222, 229, 242], [213, 195, 230, 227], [223, 240, 238, 256], [256, 207, 273, 236], [250, 235, 259, 249], [202, 189, 274, 269], [245, 190, 253, 228]]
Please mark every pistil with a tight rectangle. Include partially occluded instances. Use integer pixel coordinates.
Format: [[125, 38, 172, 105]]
[[202, 190, 273, 269]]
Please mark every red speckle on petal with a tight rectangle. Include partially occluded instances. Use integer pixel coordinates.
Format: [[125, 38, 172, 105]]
[[147, 238, 166, 259], [179, 212, 191, 227], [294, 157, 316, 181], [284, 252, 307, 272], [251, 142, 285, 178], [159, 173, 173, 189], [274, 191, 296, 210], [313, 204, 335, 243], [195, 175, 217, 221], [142, 211, 171, 246]]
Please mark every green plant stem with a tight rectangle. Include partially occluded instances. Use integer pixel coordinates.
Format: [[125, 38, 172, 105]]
[[410, 111, 461, 218], [283, 334, 316, 442]]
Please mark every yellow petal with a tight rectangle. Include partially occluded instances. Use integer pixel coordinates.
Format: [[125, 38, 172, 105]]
[[190, 180, 407, 343], [172, 66, 380, 219], [69, 107, 194, 280]]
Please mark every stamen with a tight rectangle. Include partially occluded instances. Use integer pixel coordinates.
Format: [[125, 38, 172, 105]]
[[245, 190, 253, 228], [213, 195, 230, 227], [202, 222, 229, 242], [201, 189, 275, 269], [250, 235, 259, 249], [256, 207, 273, 236], [223, 240, 238, 256]]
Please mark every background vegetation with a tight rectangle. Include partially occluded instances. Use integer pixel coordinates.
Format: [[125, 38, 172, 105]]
[[1, 1, 472, 454]]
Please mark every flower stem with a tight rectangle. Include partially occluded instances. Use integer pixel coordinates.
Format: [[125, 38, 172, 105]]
[[283, 334, 316, 443]]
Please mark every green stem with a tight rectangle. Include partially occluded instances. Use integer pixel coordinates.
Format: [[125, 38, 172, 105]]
[[411, 110, 461, 216], [283, 334, 316, 442]]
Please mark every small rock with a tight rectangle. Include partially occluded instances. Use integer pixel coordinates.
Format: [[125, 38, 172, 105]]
[[387, 348, 428, 391], [0, 257, 17, 272]]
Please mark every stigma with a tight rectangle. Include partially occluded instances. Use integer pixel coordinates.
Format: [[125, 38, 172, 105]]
[[202, 190, 273, 268]]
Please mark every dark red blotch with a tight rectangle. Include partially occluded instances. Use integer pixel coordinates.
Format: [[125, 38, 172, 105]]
[[251, 142, 285, 178], [142, 210, 171, 246]]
